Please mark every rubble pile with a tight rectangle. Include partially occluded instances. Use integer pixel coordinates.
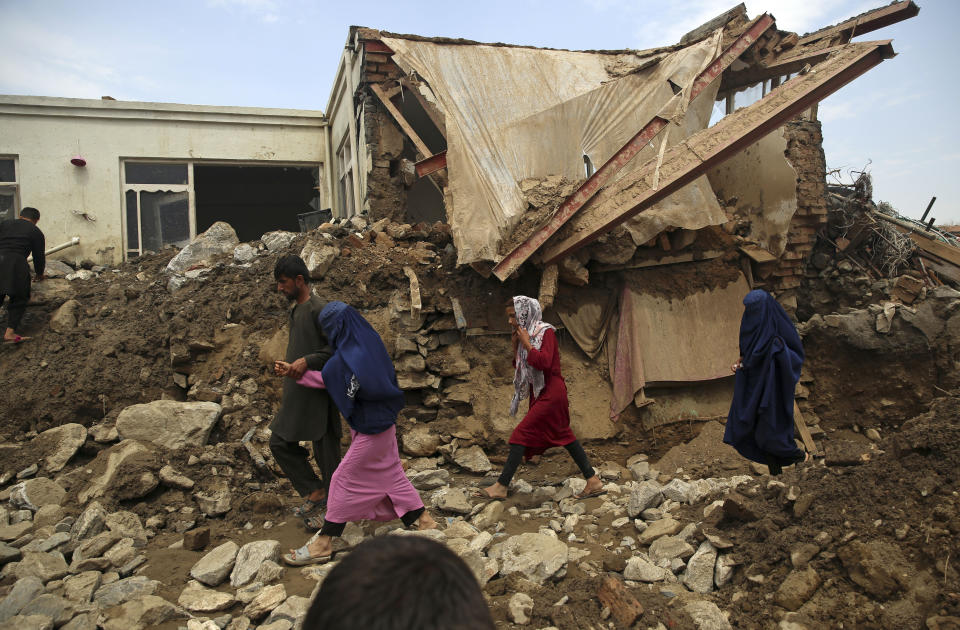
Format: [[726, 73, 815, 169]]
[[0, 214, 958, 630]]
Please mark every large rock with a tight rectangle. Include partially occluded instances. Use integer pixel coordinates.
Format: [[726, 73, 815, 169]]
[[300, 241, 340, 279], [489, 533, 568, 585], [409, 469, 450, 491], [261, 231, 297, 252], [431, 488, 472, 515], [0, 576, 44, 622], [648, 536, 695, 565], [627, 481, 663, 517], [18, 595, 73, 627], [401, 426, 441, 457], [471, 501, 504, 531], [243, 584, 286, 621], [93, 576, 160, 608], [63, 572, 101, 603], [190, 541, 239, 587], [49, 300, 81, 333], [263, 596, 311, 627], [451, 445, 492, 474], [683, 600, 732, 630], [71, 530, 121, 565], [31, 424, 87, 473], [195, 480, 232, 517], [775, 567, 822, 611], [79, 441, 159, 504], [100, 595, 183, 630], [508, 592, 534, 625], [637, 518, 682, 545], [233, 244, 257, 264], [837, 540, 911, 600], [9, 478, 66, 511], [231, 541, 281, 587], [624, 555, 669, 582], [105, 511, 147, 546], [683, 541, 718, 593], [116, 401, 222, 451], [167, 222, 239, 274], [661, 478, 694, 503], [178, 580, 236, 613], [11, 552, 68, 582], [70, 502, 107, 541], [425, 346, 471, 377]]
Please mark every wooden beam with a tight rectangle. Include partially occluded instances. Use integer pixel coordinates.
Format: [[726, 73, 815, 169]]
[[403, 266, 422, 320], [540, 42, 894, 265], [797, 1, 919, 47], [593, 250, 724, 273], [794, 402, 820, 457], [739, 244, 778, 263], [491, 14, 775, 282], [399, 78, 446, 137], [371, 83, 432, 158], [873, 212, 960, 268]]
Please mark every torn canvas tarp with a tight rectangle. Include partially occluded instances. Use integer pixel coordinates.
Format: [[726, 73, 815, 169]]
[[609, 272, 749, 419], [555, 285, 617, 359], [382, 34, 724, 264]]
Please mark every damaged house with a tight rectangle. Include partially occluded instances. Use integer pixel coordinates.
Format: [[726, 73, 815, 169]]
[[322, 1, 925, 428]]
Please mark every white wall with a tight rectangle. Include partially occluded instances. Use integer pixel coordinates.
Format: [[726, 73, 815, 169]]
[[0, 96, 327, 264]]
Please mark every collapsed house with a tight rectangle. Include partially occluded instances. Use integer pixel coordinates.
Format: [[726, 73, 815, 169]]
[[322, 1, 933, 427]]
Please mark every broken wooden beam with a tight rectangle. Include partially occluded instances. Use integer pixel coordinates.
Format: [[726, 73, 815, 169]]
[[371, 83, 432, 158], [399, 77, 446, 136], [593, 250, 724, 273], [450, 297, 467, 331], [598, 575, 644, 628], [540, 42, 895, 265], [402, 266, 422, 320], [739, 244, 777, 263], [537, 264, 559, 309], [796, 1, 919, 47], [793, 402, 820, 457], [491, 14, 775, 282]]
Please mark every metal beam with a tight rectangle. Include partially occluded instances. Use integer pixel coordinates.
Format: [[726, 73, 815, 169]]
[[540, 42, 894, 265], [491, 14, 774, 281], [415, 150, 447, 178], [370, 83, 432, 158]]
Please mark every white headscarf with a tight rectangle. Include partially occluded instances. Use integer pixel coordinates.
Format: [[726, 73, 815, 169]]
[[510, 296, 556, 416]]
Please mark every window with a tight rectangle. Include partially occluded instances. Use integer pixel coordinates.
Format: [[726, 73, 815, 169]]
[[0, 158, 18, 222], [337, 134, 355, 218], [123, 161, 193, 258]]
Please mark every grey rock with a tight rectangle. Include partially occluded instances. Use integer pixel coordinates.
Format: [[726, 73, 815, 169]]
[[178, 580, 236, 613], [63, 571, 101, 603], [261, 231, 297, 252], [159, 465, 195, 490], [99, 595, 182, 630], [10, 478, 66, 512], [78, 441, 159, 504], [400, 426, 441, 457], [167, 222, 239, 274], [431, 488, 472, 515], [70, 503, 106, 541], [624, 555, 668, 582], [71, 530, 121, 565], [682, 541, 718, 593], [508, 592, 534, 625], [637, 518, 682, 545], [243, 584, 286, 621], [31, 425, 87, 473], [409, 469, 450, 491], [775, 568, 821, 611], [0, 576, 45, 622], [790, 543, 820, 569], [10, 511, 32, 525], [0, 615, 54, 630], [471, 501, 504, 531], [489, 533, 568, 585], [233, 243, 258, 264], [648, 536, 695, 565], [16, 464, 38, 479], [190, 541, 239, 587], [255, 560, 285, 584], [195, 482, 233, 517], [451, 446, 492, 474], [627, 481, 663, 517], [300, 241, 340, 279], [43, 260, 74, 278], [36, 532, 70, 553], [661, 478, 694, 504], [683, 600, 732, 630], [263, 595, 310, 626], [61, 613, 97, 630], [714, 554, 737, 588], [92, 576, 160, 607], [105, 512, 147, 547], [18, 594, 73, 627], [0, 522, 34, 542], [104, 538, 137, 567], [12, 551, 68, 582], [230, 540, 281, 587], [116, 401, 222, 451], [49, 299, 81, 333], [0, 543, 21, 566]]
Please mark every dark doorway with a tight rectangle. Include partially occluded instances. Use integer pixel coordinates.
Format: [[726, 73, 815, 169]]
[[194, 165, 320, 242]]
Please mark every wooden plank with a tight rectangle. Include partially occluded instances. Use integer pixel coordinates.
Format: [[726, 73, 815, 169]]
[[371, 83, 432, 158], [796, 1, 919, 46], [739, 244, 778, 263], [537, 264, 559, 309], [598, 576, 644, 628], [793, 402, 820, 457], [593, 250, 723, 273], [399, 78, 446, 136], [402, 266, 422, 320], [540, 42, 894, 265], [450, 297, 467, 330], [874, 212, 960, 267]]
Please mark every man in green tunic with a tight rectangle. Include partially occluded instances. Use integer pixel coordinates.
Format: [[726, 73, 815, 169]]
[[270, 255, 342, 516]]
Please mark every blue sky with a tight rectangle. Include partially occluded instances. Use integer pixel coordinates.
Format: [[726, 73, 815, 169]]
[[1, 0, 955, 222]]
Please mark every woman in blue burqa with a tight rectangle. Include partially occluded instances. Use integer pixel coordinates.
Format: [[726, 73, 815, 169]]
[[724, 289, 809, 475]]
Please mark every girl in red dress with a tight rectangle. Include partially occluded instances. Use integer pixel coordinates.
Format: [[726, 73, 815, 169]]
[[477, 296, 604, 500]]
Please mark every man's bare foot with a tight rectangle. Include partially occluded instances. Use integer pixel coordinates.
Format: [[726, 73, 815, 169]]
[[415, 511, 438, 530], [475, 482, 508, 500]]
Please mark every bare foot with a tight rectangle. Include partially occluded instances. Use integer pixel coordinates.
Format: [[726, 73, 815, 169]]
[[416, 511, 438, 530], [475, 482, 508, 500], [306, 488, 327, 503]]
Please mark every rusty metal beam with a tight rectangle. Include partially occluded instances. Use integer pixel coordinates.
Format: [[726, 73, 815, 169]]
[[415, 151, 447, 178], [540, 42, 894, 265], [491, 14, 774, 281], [370, 83, 432, 158]]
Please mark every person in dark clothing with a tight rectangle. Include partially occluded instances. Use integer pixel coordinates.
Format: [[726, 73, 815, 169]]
[[303, 536, 495, 630], [724, 289, 810, 475], [269, 255, 342, 519], [0, 207, 45, 344]]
